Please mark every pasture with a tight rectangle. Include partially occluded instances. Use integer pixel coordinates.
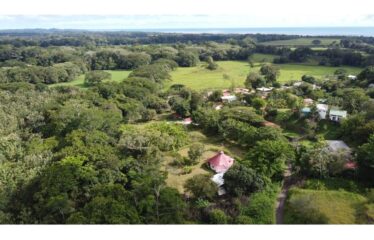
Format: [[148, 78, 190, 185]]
[[260, 38, 341, 46], [51, 70, 131, 88], [284, 188, 368, 224], [167, 61, 362, 90]]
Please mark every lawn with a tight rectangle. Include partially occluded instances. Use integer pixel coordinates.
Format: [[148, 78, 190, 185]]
[[166, 61, 362, 90], [260, 38, 341, 46], [166, 61, 250, 91], [284, 188, 368, 224], [50, 70, 131, 88], [163, 130, 245, 193]]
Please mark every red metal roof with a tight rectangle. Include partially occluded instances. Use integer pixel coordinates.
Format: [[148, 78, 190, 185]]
[[344, 161, 358, 170], [207, 151, 234, 173]]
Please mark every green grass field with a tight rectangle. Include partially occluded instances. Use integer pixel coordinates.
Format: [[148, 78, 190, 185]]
[[260, 38, 341, 46], [167, 61, 362, 90], [50, 70, 131, 88], [284, 188, 368, 224]]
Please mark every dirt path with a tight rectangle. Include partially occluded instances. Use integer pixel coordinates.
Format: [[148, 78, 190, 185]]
[[275, 164, 293, 224]]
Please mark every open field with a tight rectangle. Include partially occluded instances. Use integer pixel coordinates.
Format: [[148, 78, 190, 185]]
[[260, 38, 341, 46], [284, 188, 368, 224], [50, 70, 131, 88], [167, 61, 362, 90], [50, 61, 362, 91], [164, 129, 245, 193]]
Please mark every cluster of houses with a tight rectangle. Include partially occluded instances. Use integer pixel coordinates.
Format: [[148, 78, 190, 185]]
[[301, 98, 348, 123], [204, 140, 356, 196]]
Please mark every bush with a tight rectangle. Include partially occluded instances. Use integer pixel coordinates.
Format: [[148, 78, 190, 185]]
[[84, 70, 111, 86], [184, 174, 217, 200], [208, 209, 228, 224], [181, 166, 193, 175], [235, 215, 253, 224], [240, 184, 279, 224], [284, 190, 329, 224], [188, 143, 205, 164]]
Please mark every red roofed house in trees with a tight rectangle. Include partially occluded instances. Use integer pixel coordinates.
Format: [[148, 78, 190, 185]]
[[207, 151, 234, 173]]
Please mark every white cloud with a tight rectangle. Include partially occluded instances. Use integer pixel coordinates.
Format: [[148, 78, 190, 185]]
[[0, 0, 373, 28]]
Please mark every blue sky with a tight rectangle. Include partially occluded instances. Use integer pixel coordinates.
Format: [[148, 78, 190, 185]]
[[0, 15, 373, 30], [0, 0, 373, 29]]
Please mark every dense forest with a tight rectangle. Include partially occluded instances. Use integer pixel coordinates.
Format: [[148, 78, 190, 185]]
[[0, 30, 373, 224]]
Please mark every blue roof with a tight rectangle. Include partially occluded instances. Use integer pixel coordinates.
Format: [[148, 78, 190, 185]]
[[301, 107, 311, 113]]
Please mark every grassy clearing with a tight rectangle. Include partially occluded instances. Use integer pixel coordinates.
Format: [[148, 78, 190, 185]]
[[167, 61, 250, 91], [261, 38, 341, 46], [249, 53, 277, 63], [164, 129, 245, 193], [50, 70, 131, 88], [167, 61, 362, 90], [284, 188, 367, 224], [270, 64, 361, 83]]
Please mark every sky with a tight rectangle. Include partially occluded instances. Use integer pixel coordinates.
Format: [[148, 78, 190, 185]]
[[0, 0, 373, 29]]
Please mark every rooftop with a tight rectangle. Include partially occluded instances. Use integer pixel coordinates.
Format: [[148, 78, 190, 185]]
[[326, 140, 350, 152], [330, 109, 347, 118]]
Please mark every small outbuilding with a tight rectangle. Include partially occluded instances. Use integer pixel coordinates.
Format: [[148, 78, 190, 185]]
[[329, 109, 347, 122], [301, 107, 311, 117], [347, 75, 357, 80], [303, 98, 314, 106], [316, 104, 329, 120], [207, 151, 234, 173], [326, 140, 351, 153], [221, 95, 237, 103]]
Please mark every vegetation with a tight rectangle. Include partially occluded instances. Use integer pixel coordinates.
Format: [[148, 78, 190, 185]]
[[0, 30, 373, 224]]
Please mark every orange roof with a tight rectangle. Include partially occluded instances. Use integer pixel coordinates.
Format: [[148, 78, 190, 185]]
[[261, 121, 280, 128]]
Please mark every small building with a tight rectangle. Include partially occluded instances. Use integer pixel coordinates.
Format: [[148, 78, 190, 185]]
[[261, 120, 281, 128], [183, 117, 192, 125], [222, 89, 231, 96], [303, 98, 314, 106], [221, 95, 237, 103], [234, 88, 250, 95], [211, 173, 224, 187], [214, 104, 223, 111], [326, 140, 356, 170], [256, 87, 273, 98], [347, 75, 357, 81], [318, 98, 328, 104], [207, 151, 234, 173], [329, 109, 347, 122], [326, 140, 351, 153], [256, 87, 273, 92], [369, 83, 374, 88], [301, 107, 311, 117], [316, 104, 329, 120], [293, 81, 303, 87]]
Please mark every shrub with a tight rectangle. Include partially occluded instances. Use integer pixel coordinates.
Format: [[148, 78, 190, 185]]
[[235, 215, 253, 224], [188, 143, 205, 164], [184, 174, 217, 200], [181, 166, 193, 175], [208, 209, 228, 224], [240, 184, 279, 224]]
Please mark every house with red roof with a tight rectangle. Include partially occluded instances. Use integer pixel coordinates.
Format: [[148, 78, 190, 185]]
[[207, 151, 234, 173]]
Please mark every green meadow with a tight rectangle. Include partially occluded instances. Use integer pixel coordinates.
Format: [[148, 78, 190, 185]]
[[51, 70, 131, 88], [284, 188, 368, 224], [167, 60, 362, 91], [51, 58, 362, 91], [260, 38, 341, 46]]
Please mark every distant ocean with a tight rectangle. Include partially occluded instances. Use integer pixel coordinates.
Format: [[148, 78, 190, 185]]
[[121, 27, 374, 36]]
